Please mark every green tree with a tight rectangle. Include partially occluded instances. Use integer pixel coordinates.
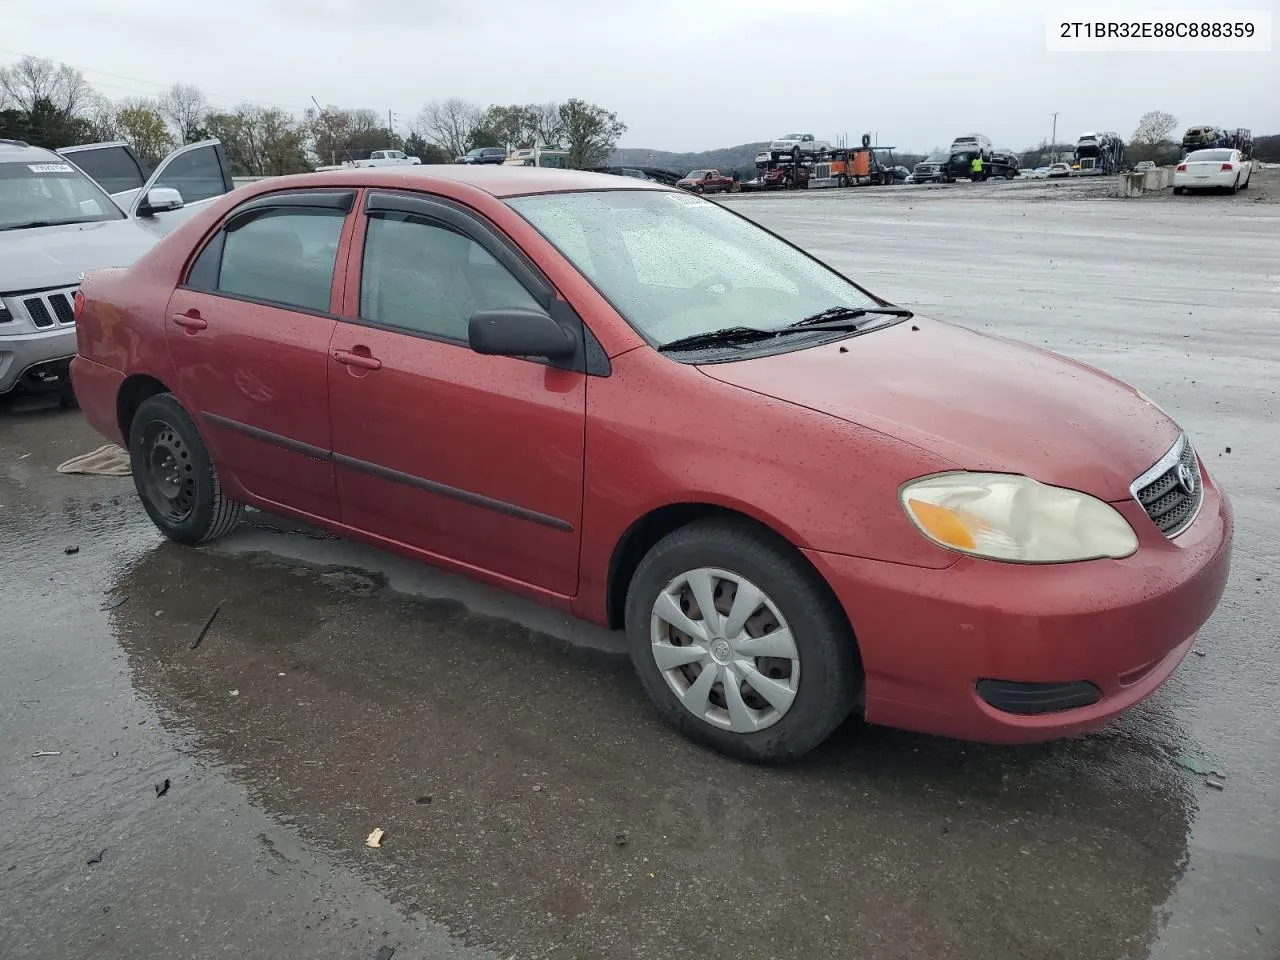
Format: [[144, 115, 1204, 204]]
[[116, 100, 173, 166], [557, 99, 626, 168]]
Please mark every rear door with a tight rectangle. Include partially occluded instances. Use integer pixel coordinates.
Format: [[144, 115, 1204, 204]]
[[328, 189, 589, 597], [57, 141, 150, 209], [130, 140, 236, 238], [165, 188, 357, 520]]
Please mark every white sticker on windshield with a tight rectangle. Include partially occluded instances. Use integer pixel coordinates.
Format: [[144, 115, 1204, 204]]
[[28, 163, 74, 174]]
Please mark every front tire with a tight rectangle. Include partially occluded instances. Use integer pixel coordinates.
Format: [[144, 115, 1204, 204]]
[[624, 519, 861, 764], [1174, 186, 1184, 195], [128, 393, 243, 545]]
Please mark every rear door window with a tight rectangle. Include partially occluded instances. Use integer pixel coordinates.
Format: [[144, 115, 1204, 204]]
[[189, 208, 345, 312]]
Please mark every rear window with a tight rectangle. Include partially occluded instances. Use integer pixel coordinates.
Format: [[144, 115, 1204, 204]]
[[63, 146, 148, 195], [1186, 149, 1232, 162]]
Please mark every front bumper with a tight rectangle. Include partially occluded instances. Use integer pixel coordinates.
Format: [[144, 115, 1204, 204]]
[[0, 326, 79, 395], [804, 478, 1233, 744]]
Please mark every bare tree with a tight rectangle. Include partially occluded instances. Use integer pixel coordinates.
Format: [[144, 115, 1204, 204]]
[[528, 101, 564, 147], [0, 56, 93, 116], [159, 83, 208, 144], [417, 98, 482, 159], [82, 92, 121, 142], [1131, 110, 1178, 147]]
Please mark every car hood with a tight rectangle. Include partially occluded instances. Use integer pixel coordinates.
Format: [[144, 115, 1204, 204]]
[[0, 218, 157, 292], [696, 317, 1181, 501]]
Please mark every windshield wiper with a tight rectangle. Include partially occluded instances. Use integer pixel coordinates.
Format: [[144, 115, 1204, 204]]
[[787, 305, 914, 328], [0, 219, 81, 232], [657, 326, 783, 352]]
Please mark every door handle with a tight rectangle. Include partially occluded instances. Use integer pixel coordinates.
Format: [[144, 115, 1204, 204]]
[[332, 349, 382, 371], [171, 312, 207, 331]]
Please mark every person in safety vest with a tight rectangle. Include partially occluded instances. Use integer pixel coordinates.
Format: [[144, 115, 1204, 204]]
[[971, 154, 983, 179]]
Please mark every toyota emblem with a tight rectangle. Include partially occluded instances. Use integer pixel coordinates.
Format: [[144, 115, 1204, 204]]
[[1176, 462, 1197, 496]]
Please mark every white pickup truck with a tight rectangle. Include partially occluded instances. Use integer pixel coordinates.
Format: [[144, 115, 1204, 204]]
[[768, 134, 833, 161], [346, 149, 421, 168]]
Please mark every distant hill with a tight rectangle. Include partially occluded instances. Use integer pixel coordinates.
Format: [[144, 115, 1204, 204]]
[[610, 142, 769, 178]]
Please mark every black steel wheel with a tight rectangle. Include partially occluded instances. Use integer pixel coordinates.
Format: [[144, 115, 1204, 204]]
[[128, 392, 243, 544]]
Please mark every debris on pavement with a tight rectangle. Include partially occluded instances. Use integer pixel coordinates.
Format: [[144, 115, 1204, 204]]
[[155, 778, 171, 798], [1193, 649, 1207, 657], [373, 947, 396, 960], [614, 831, 629, 848], [532, 785, 544, 793], [86, 848, 106, 866], [100, 594, 129, 611], [1225, 446, 1232, 454], [1172, 754, 1218, 775], [64, 545, 79, 555], [31, 750, 61, 757], [229, 690, 239, 697], [1205, 774, 1226, 790], [365, 827, 384, 848], [190, 605, 221, 650], [56, 443, 131, 476], [414, 795, 433, 805]]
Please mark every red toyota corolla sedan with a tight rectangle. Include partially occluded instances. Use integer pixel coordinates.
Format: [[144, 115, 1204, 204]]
[[70, 167, 1233, 763]]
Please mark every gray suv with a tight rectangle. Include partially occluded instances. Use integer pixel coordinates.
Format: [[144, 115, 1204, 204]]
[[0, 137, 233, 404]]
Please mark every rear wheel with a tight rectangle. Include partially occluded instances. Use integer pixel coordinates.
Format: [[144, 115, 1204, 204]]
[[624, 519, 861, 764], [128, 393, 243, 545], [1173, 186, 1184, 195]]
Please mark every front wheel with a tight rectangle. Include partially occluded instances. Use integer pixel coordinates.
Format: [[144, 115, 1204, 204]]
[[128, 392, 244, 545], [1174, 186, 1185, 195], [624, 520, 861, 763]]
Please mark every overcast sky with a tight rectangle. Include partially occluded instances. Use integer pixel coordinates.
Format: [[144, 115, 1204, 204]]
[[3, 0, 1276, 152]]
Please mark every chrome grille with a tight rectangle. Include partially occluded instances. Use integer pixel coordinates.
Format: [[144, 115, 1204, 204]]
[[1132, 434, 1202, 538], [24, 296, 54, 328], [19, 289, 77, 328], [49, 292, 75, 324]]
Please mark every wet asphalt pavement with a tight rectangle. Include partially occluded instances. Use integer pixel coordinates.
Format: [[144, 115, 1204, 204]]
[[3, 174, 1278, 960]]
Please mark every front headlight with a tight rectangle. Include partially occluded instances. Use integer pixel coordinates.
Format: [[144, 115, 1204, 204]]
[[900, 472, 1138, 563]]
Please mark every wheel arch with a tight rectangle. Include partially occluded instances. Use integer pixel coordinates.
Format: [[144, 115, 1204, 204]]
[[116, 373, 173, 440], [604, 502, 860, 657]]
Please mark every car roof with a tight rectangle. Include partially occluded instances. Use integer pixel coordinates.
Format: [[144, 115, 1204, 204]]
[[0, 139, 61, 163], [237, 164, 672, 199]]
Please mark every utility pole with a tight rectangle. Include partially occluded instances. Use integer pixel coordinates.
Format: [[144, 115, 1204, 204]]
[[1050, 111, 1059, 160], [311, 96, 334, 166]]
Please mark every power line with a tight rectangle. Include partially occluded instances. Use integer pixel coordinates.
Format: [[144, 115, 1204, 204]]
[[0, 46, 314, 113]]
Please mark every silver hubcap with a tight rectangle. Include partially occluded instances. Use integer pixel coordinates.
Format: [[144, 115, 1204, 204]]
[[649, 567, 800, 734]]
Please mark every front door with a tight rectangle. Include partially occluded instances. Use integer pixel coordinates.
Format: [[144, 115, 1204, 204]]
[[328, 193, 586, 597], [166, 189, 356, 520]]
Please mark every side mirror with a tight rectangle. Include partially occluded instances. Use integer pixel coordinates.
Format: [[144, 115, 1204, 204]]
[[138, 186, 184, 216], [468, 308, 576, 360]]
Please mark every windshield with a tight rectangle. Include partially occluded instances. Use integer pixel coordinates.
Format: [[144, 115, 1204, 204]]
[[538, 153, 570, 169], [1186, 149, 1232, 162], [781, 134, 805, 140], [507, 190, 880, 349], [0, 159, 124, 230]]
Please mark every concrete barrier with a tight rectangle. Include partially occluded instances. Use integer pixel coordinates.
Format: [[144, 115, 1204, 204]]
[[1119, 166, 1173, 197]]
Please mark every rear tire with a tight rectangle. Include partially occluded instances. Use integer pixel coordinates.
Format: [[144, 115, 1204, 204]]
[[128, 393, 243, 545], [624, 519, 861, 764], [1173, 186, 1184, 195]]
